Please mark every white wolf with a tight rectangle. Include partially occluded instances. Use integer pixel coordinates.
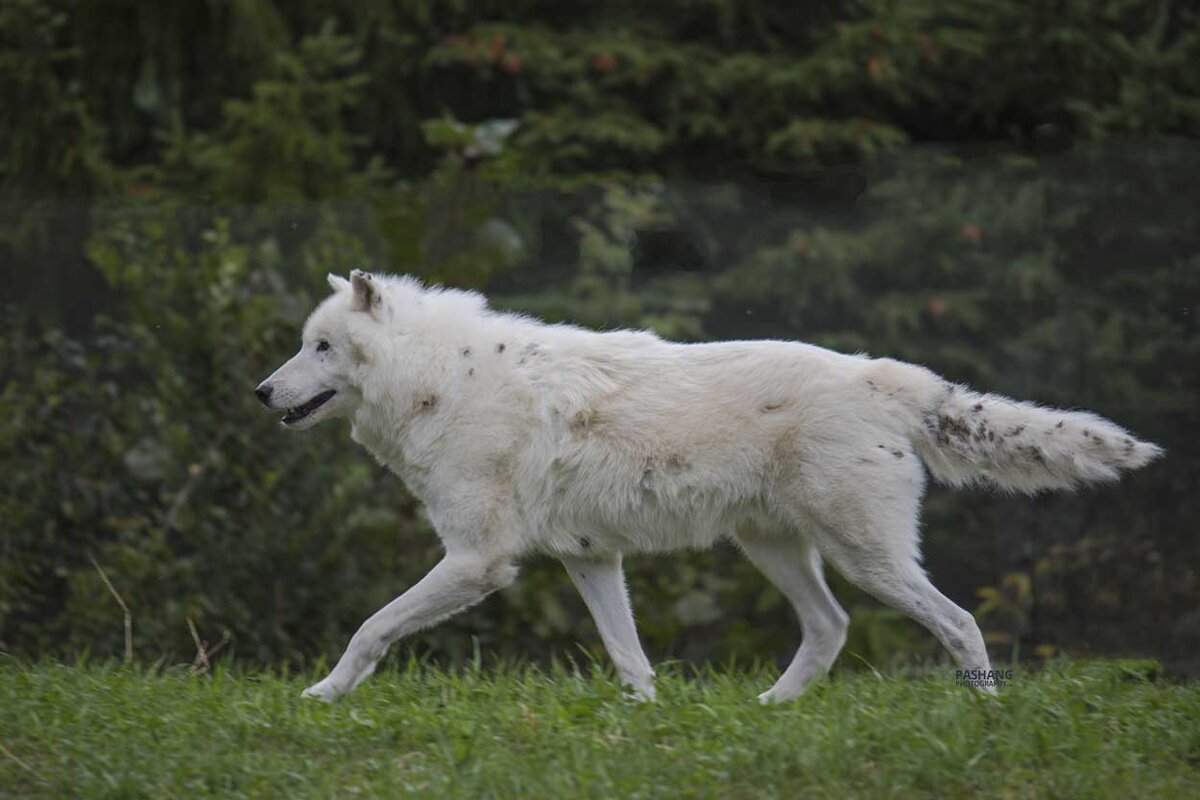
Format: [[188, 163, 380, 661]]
[[256, 270, 1161, 703]]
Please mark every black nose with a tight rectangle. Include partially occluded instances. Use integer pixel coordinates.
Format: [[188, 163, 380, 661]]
[[255, 384, 273, 406]]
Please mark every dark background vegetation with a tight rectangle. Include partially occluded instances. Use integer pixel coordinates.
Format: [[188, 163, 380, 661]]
[[2, 0, 1197, 675]]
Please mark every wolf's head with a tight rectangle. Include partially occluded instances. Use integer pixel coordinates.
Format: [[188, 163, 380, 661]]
[[255, 269, 384, 430]]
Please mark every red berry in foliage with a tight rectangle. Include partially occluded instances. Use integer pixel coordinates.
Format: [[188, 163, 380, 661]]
[[926, 296, 948, 320], [852, 119, 874, 144], [591, 52, 619, 74], [867, 55, 886, 80], [793, 239, 811, 259], [489, 34, 507, 63], [959, 222, 983, 245], [918, 34, 937, 62], [870, 23, 886, 43], [500, 53, 524, 74]]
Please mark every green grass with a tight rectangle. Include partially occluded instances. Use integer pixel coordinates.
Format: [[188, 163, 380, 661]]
[[1, 659, 1197, 799]]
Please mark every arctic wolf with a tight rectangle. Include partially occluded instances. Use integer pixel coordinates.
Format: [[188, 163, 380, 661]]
[[256, 271, 1161, 703]]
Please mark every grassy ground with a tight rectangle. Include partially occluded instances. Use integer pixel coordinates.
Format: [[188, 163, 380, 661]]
[[0, 659, 1197, 799]]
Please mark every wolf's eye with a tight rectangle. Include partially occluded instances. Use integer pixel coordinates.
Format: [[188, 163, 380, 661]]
[[316, 340, 331, 353]]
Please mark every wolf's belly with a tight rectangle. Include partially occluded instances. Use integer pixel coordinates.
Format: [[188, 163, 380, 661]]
[[520, 477, 768, 557]]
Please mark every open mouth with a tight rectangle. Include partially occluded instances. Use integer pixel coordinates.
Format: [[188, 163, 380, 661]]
[[281, 390, 337, 425]]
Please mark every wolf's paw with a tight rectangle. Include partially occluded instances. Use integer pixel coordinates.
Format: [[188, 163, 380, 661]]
[[301, 678, 344, 703], [757, 687, 800, 705], [624, 684, 657, 703]]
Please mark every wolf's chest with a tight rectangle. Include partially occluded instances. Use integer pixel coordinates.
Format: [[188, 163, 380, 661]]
[[350, 413, 442, 494]]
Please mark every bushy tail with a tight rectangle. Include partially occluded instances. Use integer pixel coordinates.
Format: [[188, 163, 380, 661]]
[[867, 359, 1163, 494]]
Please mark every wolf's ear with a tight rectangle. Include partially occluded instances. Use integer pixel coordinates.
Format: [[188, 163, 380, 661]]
[[327, 273, 351, 293], [349, 269, 380, 314]]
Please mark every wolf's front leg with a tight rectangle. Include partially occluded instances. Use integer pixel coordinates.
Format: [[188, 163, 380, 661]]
[[561, 553, 656, 701], [302, 552, 517, 702]]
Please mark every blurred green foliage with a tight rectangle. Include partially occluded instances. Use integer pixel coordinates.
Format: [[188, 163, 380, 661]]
[[1, 0, 1197, 674]]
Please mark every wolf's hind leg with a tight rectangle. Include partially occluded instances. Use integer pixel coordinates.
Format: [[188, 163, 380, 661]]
[[561, 553, 656, 701], [787, 451, 995, 691], [815, 531, 994, 692], [736, 531, 850, 704]]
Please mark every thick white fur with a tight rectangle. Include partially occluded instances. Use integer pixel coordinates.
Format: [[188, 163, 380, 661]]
[[256, 271, 1161, 704]]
